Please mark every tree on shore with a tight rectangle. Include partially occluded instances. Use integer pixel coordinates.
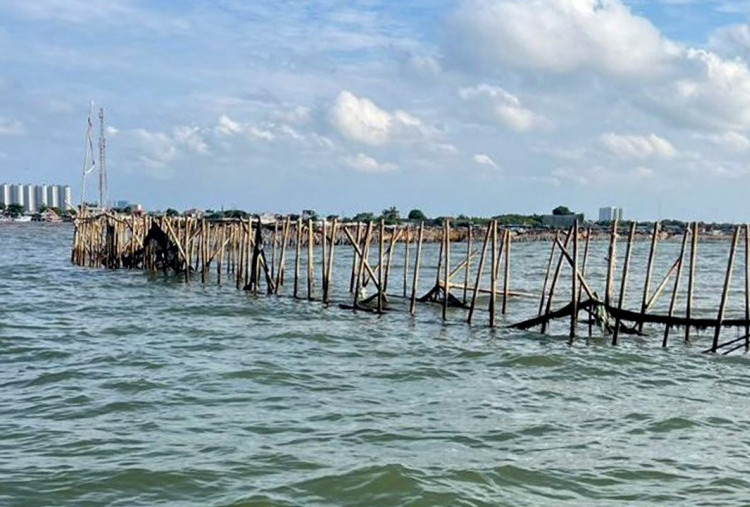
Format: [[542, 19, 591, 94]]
[[552, 205, 572, 216], [6, 204, 24, 217], [165, 208, 179, 217], [407, 209, 427, 221], [380, 206, 401, 225]]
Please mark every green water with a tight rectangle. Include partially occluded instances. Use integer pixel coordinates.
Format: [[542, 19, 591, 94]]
[[2, 224, 750, 505]]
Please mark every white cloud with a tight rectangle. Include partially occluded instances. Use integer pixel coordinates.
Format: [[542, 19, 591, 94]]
[[130, 125, 208, 171], [216, 114, 243, 137], [704, 131, 750, 152], [0, 118, 24, 136], [459, 84, 551, 132], [551, 165, 655, 186], [709, 23, 750, 58], [644, 50, 750, 131], [473, 153, 499, 169], [328, 90, 430, 146], [600, 133, 677, 158], [342, 153, 398, 174], [448, 0, 678, 78], [106, 125, 119, 136]]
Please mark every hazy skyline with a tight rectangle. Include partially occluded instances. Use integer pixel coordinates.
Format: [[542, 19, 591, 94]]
[[3, 1, 750, 220]]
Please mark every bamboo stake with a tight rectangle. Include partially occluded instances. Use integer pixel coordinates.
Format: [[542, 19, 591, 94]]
[[294, 218, 302, 298], [354, 222, 373, 308], [490, 221, 498, 327], [570, 220, 578, 342], [538, 232, 558, 317], [746, 224, 750, 352], [350, 224, 362, 293], [712, 226, 740, 352], [410, 222, 424, 316], [307, 219, 314, 300], [443, 220, 451, 321], [403, 226, 410, 297], [502, 230, 511, 315], [638, 222, 660, 333], [541, 227, 574, 334], [663, 229, 689, 347], [463, 225, 472, 304], [613, 222, 636, 345], [605, 218, 618, 306], [325, 219, 338, 304], [378, 219, 385, 313], [685, 222, 698, 342], [321, 220, 328, 300], [467, 223, 492, 325]]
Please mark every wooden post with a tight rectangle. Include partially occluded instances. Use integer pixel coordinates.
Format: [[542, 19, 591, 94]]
[[638, 222, 660, 333], [217, 225, 225, 285], [605, 218, 618, 306], [613, 222, 636, 345], [321, 219, 328, 300], [746, 224, 750, 352], [307, 218, 314, 300], [712, 226, 740, 352], [410, 222, 424, 316], [541, 227, 573, 334], [467, 223, 492, 325], [350, 224, 362, 293], [294, 218, 301, 298], [538, 232, 558, 317], [443, 220, 451, 321], [502, 229, 511, 315], [271, 219, 278, 283], [490, 221, 498, 327], [325, 219, 338, 305], [570, 220, 578, 342], [463, 225, 472, 304], [663, 229, 689, 347], [685, 222, 698, 342], [403, 226, 410, 297], [354, 222, 373, 309], [378, 219, 385, 313]]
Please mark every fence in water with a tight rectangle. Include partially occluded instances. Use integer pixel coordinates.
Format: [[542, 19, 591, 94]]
[[71, 213, 750, 354]]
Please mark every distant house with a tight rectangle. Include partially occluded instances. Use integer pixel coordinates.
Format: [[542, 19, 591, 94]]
[[40, 208, 61, 222], [541, 213, 584, 228], [183, 208, 205, 218]]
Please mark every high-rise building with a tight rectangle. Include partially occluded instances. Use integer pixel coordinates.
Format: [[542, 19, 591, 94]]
[[0, 184, 9, 207], [10, 184, 24, 207], [23, 185, 35, 213], [60, 185, 72, 210], [35, 185, 48, 209], [599, 206, 624, 222], [46, 185, 60, 209]]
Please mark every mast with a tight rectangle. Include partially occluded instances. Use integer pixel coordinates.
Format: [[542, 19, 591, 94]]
[[80, 100, 95, 210], [98, 108, 107, 210]]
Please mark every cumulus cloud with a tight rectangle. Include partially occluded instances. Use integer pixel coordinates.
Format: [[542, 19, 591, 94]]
[[130, 125, 208, 171], [342, 153, 398, 174], [703, 131, 750, 152], [600, 133, 677, 159], [459, 84, 551, 132], [448, 0, 678, 78], [473, 153, 499, 169], [643, 50, 750, 131], [328, 90, 430, 145]]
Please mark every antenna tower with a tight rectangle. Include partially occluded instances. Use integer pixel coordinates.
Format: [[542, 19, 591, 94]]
[[98, 108, 107, 209]]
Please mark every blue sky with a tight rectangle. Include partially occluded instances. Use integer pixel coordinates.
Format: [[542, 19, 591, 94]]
[[3, 0, 750, 221]]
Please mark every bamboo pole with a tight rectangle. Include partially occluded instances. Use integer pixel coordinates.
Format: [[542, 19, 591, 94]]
[[613, 222, 636, 345], [570, 220, 578, 342], [378, 219, 385, 313], [463, 225, 472, 304], [502, 230, 511, 315], [541, 227, 574, 334], [490, 221, 498, 327], [538, 232, 558, 317], [638, 222, 660, 333], [663, 229, 689, 347], [321, 219, 328, 300], [685, 222, 698, 342], [410, 222, 424, 316], [605, 218, 618, 306], [294, 218, 302, 298], [746, 224, 750, 352], [350, 224, 362, 293], [271, 219, 278, 282], [403, 226, 410, 297], [443, 220, 451, 321], [467, 223, 492, 325], [712, 226, 740, 352], [307, 218, 314, 300], [354, 222, 373, 309], [325, 219, 338, 304]]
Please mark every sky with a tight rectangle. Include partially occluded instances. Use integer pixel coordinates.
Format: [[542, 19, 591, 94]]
[[4, 1, 750, 221]]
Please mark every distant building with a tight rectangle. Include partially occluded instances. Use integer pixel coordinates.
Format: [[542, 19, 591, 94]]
[[60, 185, 72, 210], [0, 184, 10, 207], [599, 206, 623, 222], [46, 186, 60, 209], [23, 185, 35, 213], [35, 185, 48, 209], [541, 213, 585, 228], [10, 184, 24, 207]]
